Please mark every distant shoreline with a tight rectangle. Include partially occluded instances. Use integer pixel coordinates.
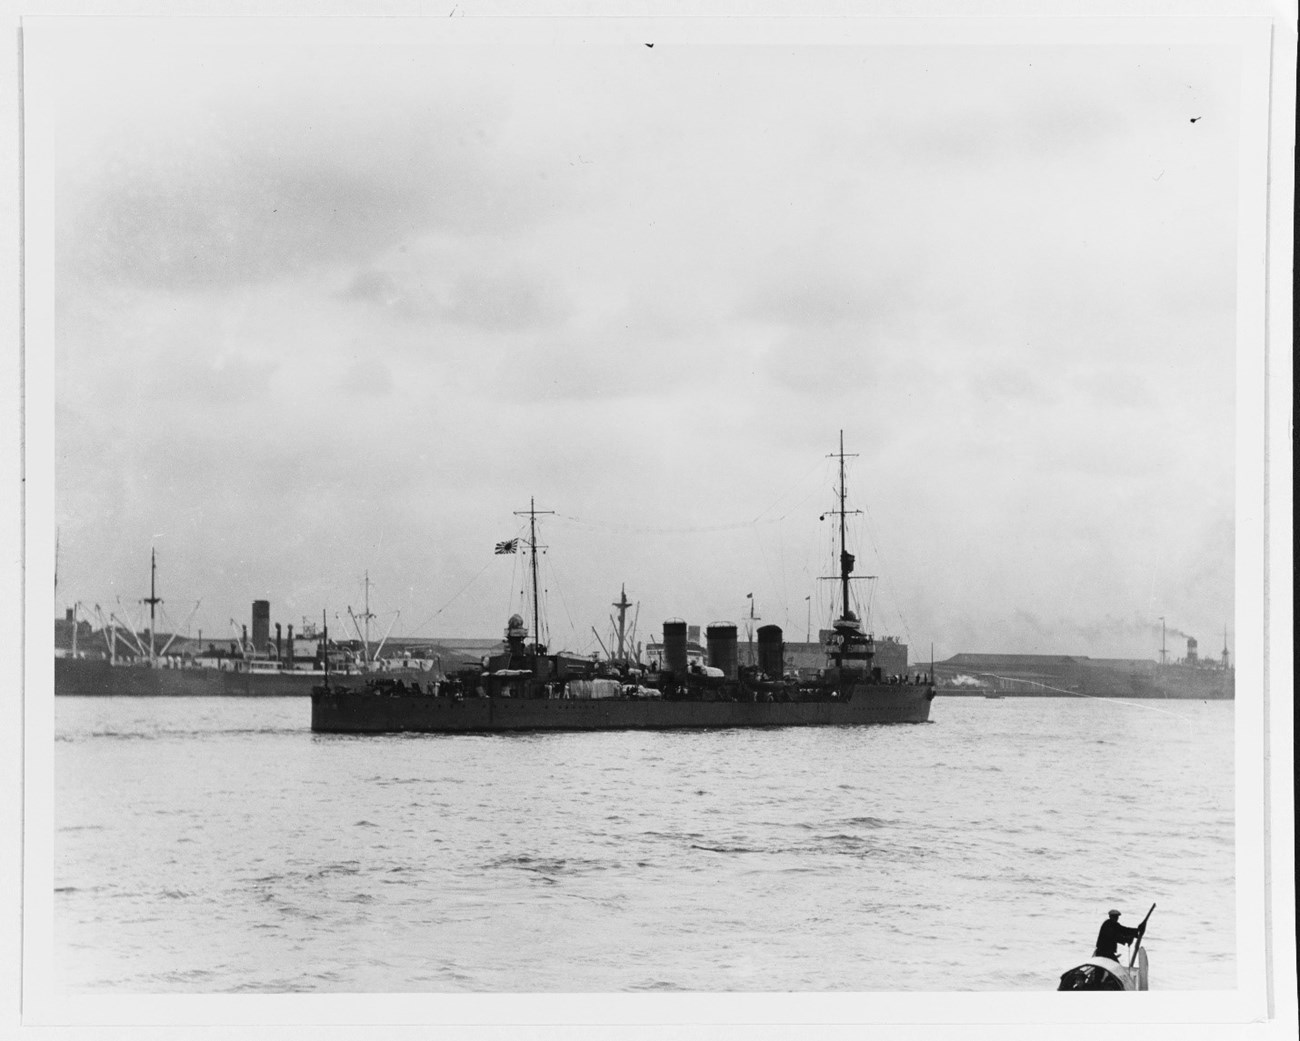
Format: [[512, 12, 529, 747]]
[[936, 689, 1233, 700]]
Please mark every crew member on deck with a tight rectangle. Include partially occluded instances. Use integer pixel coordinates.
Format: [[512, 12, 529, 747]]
[[1093, 909, 1142, 960]]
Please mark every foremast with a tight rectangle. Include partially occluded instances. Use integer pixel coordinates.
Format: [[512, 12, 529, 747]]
[[514, 497, 553, 655], [489, 498, 556, 686]]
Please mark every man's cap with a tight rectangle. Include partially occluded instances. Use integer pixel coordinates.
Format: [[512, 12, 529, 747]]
[[1108, 909, 1121, 917]]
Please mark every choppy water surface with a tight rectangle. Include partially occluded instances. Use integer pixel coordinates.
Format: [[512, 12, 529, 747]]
[[53, 696, 1234, 992]]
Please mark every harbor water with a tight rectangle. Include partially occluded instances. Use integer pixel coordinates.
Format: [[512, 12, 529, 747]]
[[52, 696, 1234, 992]]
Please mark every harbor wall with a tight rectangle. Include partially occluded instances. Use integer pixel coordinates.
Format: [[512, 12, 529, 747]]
[[931, 653, 1233, 699]]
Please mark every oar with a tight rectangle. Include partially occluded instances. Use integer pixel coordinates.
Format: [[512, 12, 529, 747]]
[[1128, 903, 1156, 969]]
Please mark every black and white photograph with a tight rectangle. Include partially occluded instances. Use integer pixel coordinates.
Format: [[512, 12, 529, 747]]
[[9, 2, 1295, 1038]]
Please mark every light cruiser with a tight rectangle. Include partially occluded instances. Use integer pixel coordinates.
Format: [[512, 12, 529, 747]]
[[312, 433, 935, 733]]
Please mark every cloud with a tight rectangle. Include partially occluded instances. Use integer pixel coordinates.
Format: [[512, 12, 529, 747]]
[[888, 93, 1130, 168], [970, 363, 1051, 406], [500, 338, 668, 404], [64, 139, 411, 289], [340, 238, 575, 333], [340, 357, 394, 397], [45, 30, 1243, 660], [342, 269, 416, 316], [57, 69, 565, 292], [741, 269, 917, 332], [443, 269, 570, 332]]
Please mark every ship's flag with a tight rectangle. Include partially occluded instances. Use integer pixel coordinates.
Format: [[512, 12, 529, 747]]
[[494, 539, 518, 555]]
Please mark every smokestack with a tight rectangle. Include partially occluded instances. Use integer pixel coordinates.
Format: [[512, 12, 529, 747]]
[[241, 625, 248, 654], [757, 624, 784, 679], [706, 623, 739, 680], [252, 600, 271, 655], [1187, 637, 1198, 664], [663, 620, 688, 679], [287, 624, 295, 668], [275, 622, 282, 661]]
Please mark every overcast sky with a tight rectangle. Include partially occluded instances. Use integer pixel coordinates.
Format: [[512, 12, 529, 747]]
[[41, 18, 1244, 662]]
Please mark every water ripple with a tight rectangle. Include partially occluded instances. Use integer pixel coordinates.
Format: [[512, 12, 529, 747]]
[[52, 696, 1236, 992]]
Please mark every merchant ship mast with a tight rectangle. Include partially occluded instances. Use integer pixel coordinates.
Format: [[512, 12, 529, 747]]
[[144, 547, 163, 665], [613, 585, 631, 661]]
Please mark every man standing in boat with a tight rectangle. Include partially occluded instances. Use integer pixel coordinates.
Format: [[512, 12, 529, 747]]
[[1093, 909, 1143, 960]]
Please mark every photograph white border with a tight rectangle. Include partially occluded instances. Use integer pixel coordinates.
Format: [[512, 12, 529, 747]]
[[7, 3, 1294, 1038]]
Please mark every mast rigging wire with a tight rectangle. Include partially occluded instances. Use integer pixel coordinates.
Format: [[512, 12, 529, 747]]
[[403, 559, 495, 636]]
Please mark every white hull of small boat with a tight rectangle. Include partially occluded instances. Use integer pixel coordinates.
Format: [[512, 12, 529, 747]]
[[1058, 948, 1148, 991]]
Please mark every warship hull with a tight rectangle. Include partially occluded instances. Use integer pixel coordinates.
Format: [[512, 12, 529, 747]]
[[311, 684, 934, 733]]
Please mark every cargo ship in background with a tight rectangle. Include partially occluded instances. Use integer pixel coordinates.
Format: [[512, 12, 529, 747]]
[[312, 434, 936, 733], [53, 640, 466, 697], [53, 552, 477, 696]]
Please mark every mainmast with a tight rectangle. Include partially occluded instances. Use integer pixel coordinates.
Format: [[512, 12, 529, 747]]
[[515, 497, 553, 652], [818, 432, 875, 672], [837, 432, 850, 620], [829, 430, 861, 623], [530, 504, 541, 649], [144, 547, 163, 664]]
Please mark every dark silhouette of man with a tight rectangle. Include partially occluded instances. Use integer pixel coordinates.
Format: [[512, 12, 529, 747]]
[[1093, 909, 1142, 960]]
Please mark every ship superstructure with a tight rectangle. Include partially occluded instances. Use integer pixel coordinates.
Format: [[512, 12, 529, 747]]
[[312, 434, 935, 732]]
